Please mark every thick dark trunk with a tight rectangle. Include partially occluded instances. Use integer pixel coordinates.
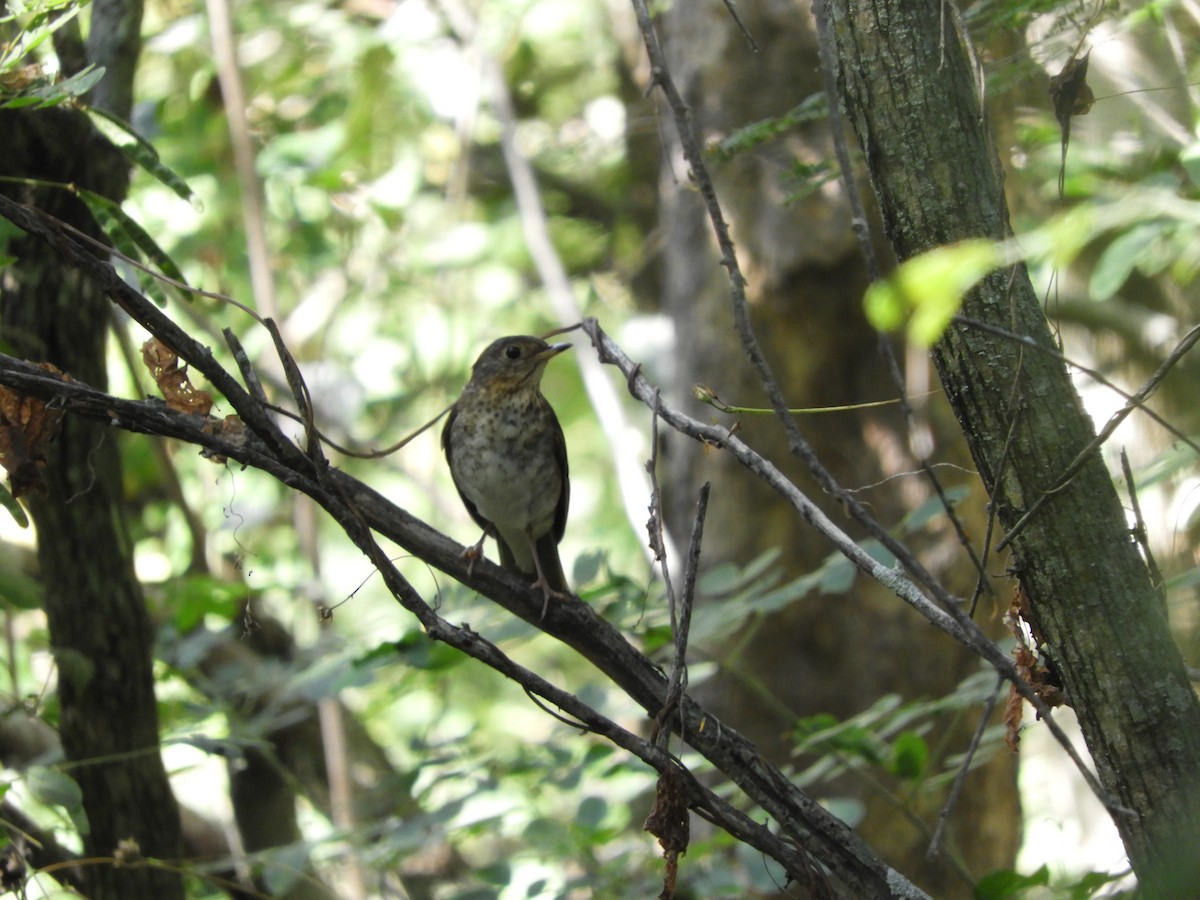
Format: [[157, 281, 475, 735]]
[[827, 1, 1200, 893], [0, 107, 186, 899]]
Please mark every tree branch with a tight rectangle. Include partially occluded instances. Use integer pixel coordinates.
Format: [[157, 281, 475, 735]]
[[0, 195, 927, 897]]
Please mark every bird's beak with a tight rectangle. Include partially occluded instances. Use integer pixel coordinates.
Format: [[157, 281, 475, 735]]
[[537, 342, 571, 361]]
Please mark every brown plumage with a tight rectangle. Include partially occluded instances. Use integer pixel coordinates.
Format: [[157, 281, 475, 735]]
[[442, 335, 570, 616]]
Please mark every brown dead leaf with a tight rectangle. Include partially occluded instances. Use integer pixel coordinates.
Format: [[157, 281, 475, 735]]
[[644, 766, 689, 900], [1049, 50, 1095, 196], [142, 337, 213, 416], [1049, 51, 1095, 126], [0, 363, 71, 497], [1004, 685, 1024, 753], [0, 64, 44, 93], [1005, 628, 1066, 752]]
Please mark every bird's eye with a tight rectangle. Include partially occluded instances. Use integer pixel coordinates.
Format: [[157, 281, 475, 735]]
[[504, 345, 522, 360]]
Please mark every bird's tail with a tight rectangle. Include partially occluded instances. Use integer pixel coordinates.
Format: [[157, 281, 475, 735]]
[[498, 534, 569, 594], [534, 533, 569, 593]]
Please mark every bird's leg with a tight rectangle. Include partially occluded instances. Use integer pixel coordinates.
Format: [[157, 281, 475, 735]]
[[462, 529, 491, 576], [526, 531, 565, 620]]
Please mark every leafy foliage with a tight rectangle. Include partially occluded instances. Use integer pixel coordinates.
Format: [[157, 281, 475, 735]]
[[2, 0, 1199, 896]]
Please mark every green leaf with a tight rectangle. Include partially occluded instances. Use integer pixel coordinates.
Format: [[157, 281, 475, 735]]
[[86, 107, 198, 204], [858, 538, 897, 568], [974, 865, 1050, 900], [23, 64, 105, 106], [77, 190, 190, 303], [27, 765, 83, 812], [898, 486, 970, 534], [387, 632, 465, 671], [793, 712, 838, 737], [793, 713, 887, 764], [888, 731, 928, 779], [1067, 869, 1130, 899], [0, 481, 28, 528], [818, 554, 855, 595], [167, 575, 246, 632], [865, 239, 1002, 345], [0, 565, 40, 610], [571, 549, 604, 584], [710, 93, 828, 162], [1089, 223, 1162, 301], [576, 795, 608, 831], [1165, 564, 1200, 592], [698, 548, 781, 597]]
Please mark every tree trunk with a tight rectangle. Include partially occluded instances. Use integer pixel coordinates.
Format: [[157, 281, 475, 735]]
[[0, 105, 186, 898], [654, 1, 1017, 893], [0, 1, 186, 892], [826, 1, 1200, 894]]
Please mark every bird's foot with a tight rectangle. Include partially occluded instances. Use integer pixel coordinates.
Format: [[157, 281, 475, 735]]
[[529, 577, 567, 621], [462, 532, 488, 577]]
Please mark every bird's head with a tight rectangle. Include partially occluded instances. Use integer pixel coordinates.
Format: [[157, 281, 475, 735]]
[[468, 335, 571, 391]]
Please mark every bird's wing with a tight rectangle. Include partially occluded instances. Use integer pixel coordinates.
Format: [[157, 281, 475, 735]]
[[442, 404, 494, 534], [550, 404, 569, 544]]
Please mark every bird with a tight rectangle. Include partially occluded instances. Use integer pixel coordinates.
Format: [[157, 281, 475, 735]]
[[442, 335, 571, 618]]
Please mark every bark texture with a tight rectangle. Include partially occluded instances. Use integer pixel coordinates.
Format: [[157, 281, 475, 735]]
[[0, 105, 185, 898], [827, 1, 1200, 894]]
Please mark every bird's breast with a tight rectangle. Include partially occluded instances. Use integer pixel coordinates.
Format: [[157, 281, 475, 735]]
[[447, 393, 563, 537]]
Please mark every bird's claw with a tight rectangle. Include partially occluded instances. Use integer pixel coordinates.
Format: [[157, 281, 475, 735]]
[[462, 533, 488, 577], [530, 577, 567, 621]]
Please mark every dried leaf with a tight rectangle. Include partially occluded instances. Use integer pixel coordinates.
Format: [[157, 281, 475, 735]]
[[0, 64, 44, 93], [1049, 51, 1094, 127], [644, 766, 689, 900], [142, 337, 212, 416], [1005, 611, 1066, 752], [0, 363, 71, 497], [1049, 50, 1094, 196], [1004, 685, 1024, 752]]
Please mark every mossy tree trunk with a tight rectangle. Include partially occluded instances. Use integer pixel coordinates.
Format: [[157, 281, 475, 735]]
[[653, 1, 1018, 893], [826, 0, 1200, 894]]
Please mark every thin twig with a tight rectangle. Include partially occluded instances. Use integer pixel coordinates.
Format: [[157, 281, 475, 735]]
[[813, 0, 991, 601], [1120, 448, 1166, 614], [222, 328, 269, 406], [205, 0, 278, 319], [968, 328, 1027, 617], [632, 0, 976, 630], [582, 316, 1129, 818], [646, 390, 675, 610], [999, 319, 1200, 550], [719, 0, 759, 53], [954, 315, 1200, 459], [653, 482, 709, 749], [927, 674, 1004, 858]]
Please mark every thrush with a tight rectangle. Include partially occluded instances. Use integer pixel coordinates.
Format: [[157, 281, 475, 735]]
[[442, 335, 571, 617]]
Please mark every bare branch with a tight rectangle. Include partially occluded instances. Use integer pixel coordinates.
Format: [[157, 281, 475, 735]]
[[0, 194, 928, 897], [583, 315, 1126, 817]]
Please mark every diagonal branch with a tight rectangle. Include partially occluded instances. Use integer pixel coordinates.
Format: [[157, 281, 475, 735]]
[[628, 0, 985, 623], [580, 316, 1122, 815], [0, 197, 926, 897]]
